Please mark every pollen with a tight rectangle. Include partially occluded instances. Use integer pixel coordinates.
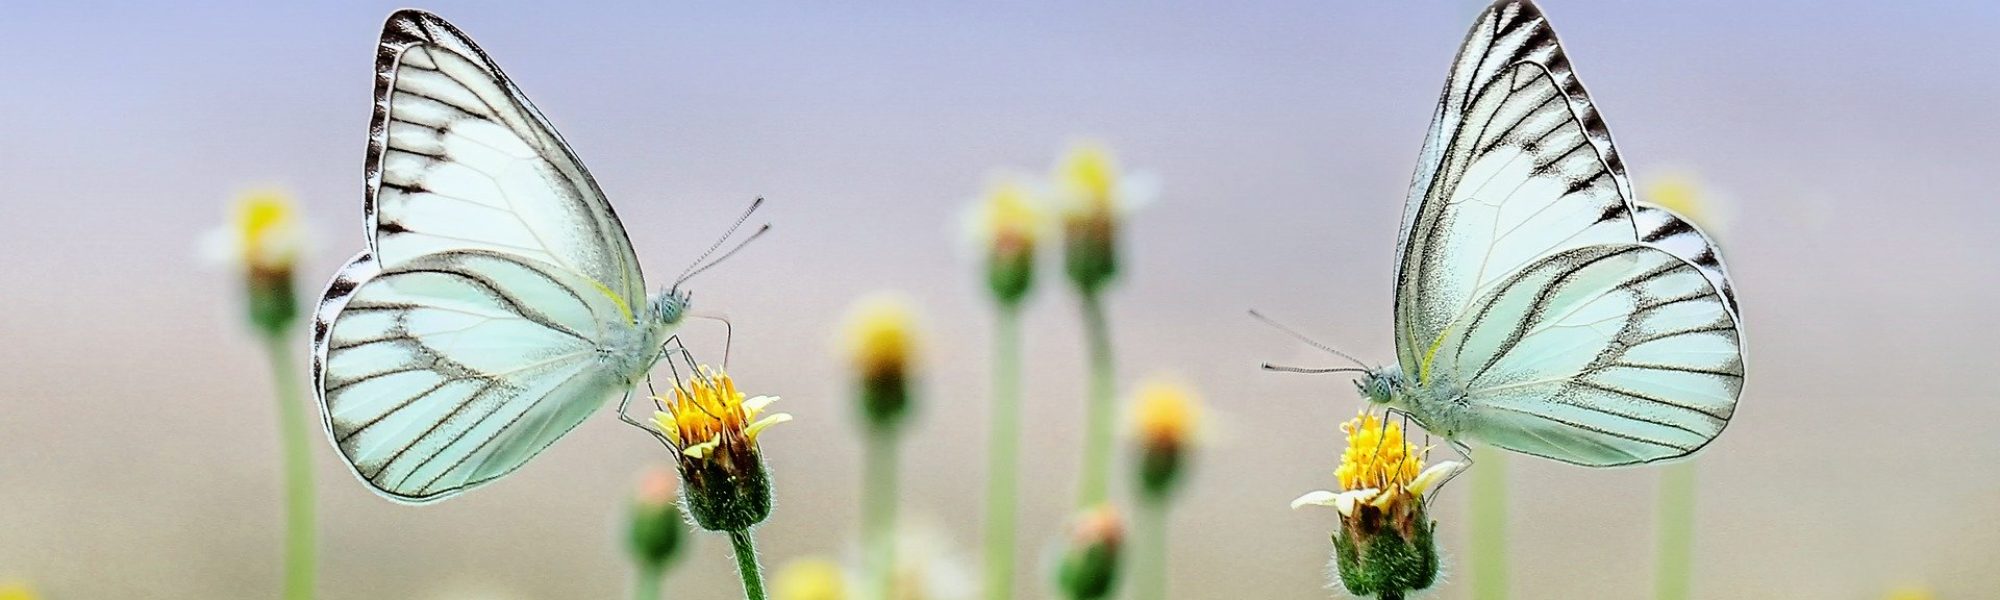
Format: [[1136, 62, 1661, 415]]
[[1334, 411, 1425, 492], [652, 367, 788, 458]]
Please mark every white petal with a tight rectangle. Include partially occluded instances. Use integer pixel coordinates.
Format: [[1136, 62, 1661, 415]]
[[1290, 490, 1341, 510], [1409, 461, 1468, 495]]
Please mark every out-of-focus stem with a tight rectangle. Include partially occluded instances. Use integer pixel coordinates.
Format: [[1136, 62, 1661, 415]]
[[1075, 291, 1115, 508], [984, 306, 1023, 600], [262, 334, 316, 600], [1655, 460, 1697, 600], [864, 430, 900, 599], [1469, 445, 1508, 600]]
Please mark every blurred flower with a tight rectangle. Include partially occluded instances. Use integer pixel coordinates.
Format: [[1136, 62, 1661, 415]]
[[1053, 142, 1150, 295], [1129, 378, 1201, 503], [1292, 411, 1463, 599], [775, 557, 850, 600], [652, 367, 788, 532], [843, 293, 919, 433], [0, 580, 36, 600], [1884, 585, 1935, 600], [207, 189, 306, 336], [966, 177, 1044, 306], [1643, 170, 1730, 235], [627, 465, 688, 572], [1055, 504, 1124, 600]]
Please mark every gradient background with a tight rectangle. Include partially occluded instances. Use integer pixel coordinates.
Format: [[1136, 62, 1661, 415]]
[[3, 1, 1997, 598]]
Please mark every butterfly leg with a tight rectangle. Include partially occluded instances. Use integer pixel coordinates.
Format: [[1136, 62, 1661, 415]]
[[615, 389, 673, 448]]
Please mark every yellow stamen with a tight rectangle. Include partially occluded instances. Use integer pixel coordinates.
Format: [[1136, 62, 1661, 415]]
[[1334, 411, 1425, 492]]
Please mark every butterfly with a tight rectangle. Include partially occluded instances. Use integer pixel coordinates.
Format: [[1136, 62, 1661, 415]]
[[311, 10, 756, 503], [1322, 0, 1745, 467]]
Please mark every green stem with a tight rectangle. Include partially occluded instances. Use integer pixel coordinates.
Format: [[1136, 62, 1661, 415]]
[[984, 306, 1023, 600], [1654, 460, 1697, 600], [864, 430, 900, 599], [1075, 291, 1115, 508], [1468, 446, 1508, 600], [633, 562, 663, 600], [1134, 498, 1168, 600], [261, 334, 316, 600], [728, 529, 768, 600]]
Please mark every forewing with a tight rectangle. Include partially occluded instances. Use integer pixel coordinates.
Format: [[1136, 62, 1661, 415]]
[[1395, 0, 1638, 378], [1434, 244, 1742, 466], [312, 250, 628, 502], [367, 10, 645, 311], [1635, 202, 1738, 316]]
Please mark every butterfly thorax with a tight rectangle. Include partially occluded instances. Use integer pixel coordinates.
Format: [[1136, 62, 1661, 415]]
[[596, 289, 690, 385], [1358, 366, 1471, 439]]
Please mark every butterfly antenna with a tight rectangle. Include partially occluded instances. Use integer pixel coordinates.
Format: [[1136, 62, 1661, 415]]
[[1261, 363, 1369, 375], [1248, 309, 1370, 368], [675, 197, 766, 286], [677, 224, 771, 287]]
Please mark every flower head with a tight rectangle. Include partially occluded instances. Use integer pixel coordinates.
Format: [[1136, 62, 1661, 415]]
[[1055, 504, 1124, 600], [774, 557, 850, 600], [652, 367, 788, 531], [626, 464, 688, 570], [843, 294, 919, 433], [1053, 142, 1147, 294], [1129, 378, 1201, 503], [1644, 170, 1729, 234], [1292, 410, 1463, 598], [0, 581, 36, 600], [209, 189, 307, 335], [968, 178, 1044, 306]]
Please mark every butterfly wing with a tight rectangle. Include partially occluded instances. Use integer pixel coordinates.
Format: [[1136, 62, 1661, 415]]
[[1427, 243, 1742, 466], [313, 11, 656, 502], [313, 250, 632, 502], [1394, 0, 1638, 382], [1635, 202, 1738, 316], [368, 10, 646, 314]]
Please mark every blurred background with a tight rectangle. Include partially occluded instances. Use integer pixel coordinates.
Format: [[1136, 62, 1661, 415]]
[[3, 1, 1997, 598]]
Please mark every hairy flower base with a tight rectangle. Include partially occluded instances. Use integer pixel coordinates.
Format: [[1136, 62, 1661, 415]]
[[682, 459, 774, 533], [1331, 491, 1439, 597]]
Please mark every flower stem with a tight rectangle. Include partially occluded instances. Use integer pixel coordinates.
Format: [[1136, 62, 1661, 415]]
[[864, 429, 901, 600], [1468, 446, 1508, 600], [984, 306, 1024, 600], [1075, 291, 1115, 508], [260, 334, 316, 600], [728, 529, 768, 600], [1133, 498, 1168, 600], [633, 562, 664, 600], [1654, 460, 1697, 600]]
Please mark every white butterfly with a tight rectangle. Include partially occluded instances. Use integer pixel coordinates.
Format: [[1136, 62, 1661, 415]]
[[1344, 0, 1745, 467], [312, 11, 743, 503]]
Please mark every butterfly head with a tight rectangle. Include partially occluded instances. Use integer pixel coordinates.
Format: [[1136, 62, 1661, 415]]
[[1355, 366, 1406, 408], [648, 288, 692, 327]]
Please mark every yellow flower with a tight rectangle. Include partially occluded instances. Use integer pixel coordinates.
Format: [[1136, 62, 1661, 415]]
[[845, 294, 918, 383], [653, 367, 788, 459], [0, 581, 36, 600], [1130, 378, 1201, 501], [1884, 585, 1935, 600], [1644, 170, 1728, 234], [774, 557, 850, 600], [1052, 141, 1149, 293], [651, 367, 787, 531], [843, 293, 919, 430], [1292, 410, 1462, 598], [968, 178, 1044, 305], [974, 179, 1043, 260], [227, 188, 306, 276]]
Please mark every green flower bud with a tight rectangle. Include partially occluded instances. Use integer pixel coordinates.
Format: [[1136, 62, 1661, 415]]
[[1056, 505, 1123, 600], [627, 466, 687, 569]]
